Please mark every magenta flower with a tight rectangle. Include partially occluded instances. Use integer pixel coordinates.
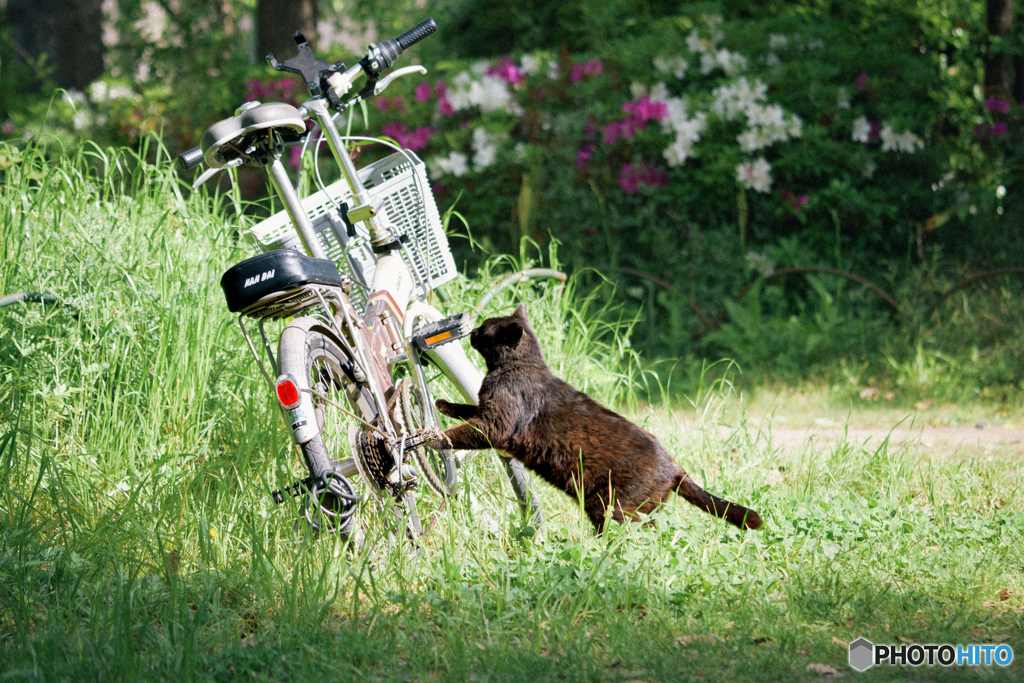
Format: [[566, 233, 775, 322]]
[[289, 145, 303, 168], [415, 82, 432, 102], [570, 64, 587, 83], [623, 94, 666, 123], [1, 120, 15, 134], [376, 98, 390, 112], [488, 56, 525, 87], [618, 161, 669, 195], [435, 81, 448, 97], [585, 60, 603, 77], [855, 71, 869, 92], [780, 189, 810, 213], [576, 142, 593, 168], [603, 122, 621, 145], [381, 122, 435, 151], [869, 120, 880, 141], [438, 97, 454, 116], [992, 121, 1009, 137], [584, 115, 597, 138], [985, 97, 1012, 114]]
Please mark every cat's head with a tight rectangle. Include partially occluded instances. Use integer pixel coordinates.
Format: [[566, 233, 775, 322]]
[[470, 303, 544, 368]]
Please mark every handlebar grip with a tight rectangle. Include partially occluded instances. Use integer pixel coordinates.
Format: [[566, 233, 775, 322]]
[[395, 18, 437, 51], [373, 18, 437, 71], [177, 146, 204, 171]]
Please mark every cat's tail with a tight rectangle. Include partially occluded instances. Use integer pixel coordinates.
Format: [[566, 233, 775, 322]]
[[675, 475, 762, 530]]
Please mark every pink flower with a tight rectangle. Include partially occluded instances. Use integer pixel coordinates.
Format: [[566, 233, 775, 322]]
[[622, 95, 666, 124], [780, 188, 810, 212], [1, 120, 14, 134], [435, 81, 448, 97], [376, 97, 406, 113], [585, 60, 603, 77], [570, 64, 586, 83], [576, 142, 593, 168], [382, 122, 435, 151], [869, 120, 880, 141], [415, 82, 432, 102], [584, 115, 597, 138], [603, 122, 621, 145], [488, 56, 525, 87], [855, 71, 869, 92], [289, 145, 303, 168], [618, 161, 669, 195], [438, 97, 454, 116], [992, 121, 1009, 137], [985, 97, 1012, 114]]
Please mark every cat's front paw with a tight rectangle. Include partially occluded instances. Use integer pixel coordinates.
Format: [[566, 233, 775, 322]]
[[435, 399, 456, 417]]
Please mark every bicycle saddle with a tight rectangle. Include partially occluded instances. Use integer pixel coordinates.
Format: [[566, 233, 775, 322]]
[[200, 102, 306, 168]]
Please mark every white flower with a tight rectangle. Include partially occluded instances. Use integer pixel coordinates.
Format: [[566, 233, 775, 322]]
[[661, 99, 707, 167], [446, 72, 515, 114], [769, 34, 789, 50], [649, 82, 670, 102], [880, 124, 923, 153], [862, 160, 877, 179], [716, 49, 747, 76], [765, 52, 781, 66], [630, 81, 648, 99], [700, 52, 717, 75], [653, 55, 689, 80], [520, 54, 541, 76], [470, 60, 489, 76], [548, 61, 561, 80], [836, 86, 851, 109], [806, 39, 824, 50], [513, 142, 527, 163], [89, 81, 108, 102], [471, 127, 499, 169], [736, 157, 773, 193], [711, 77, 768, 121], [851, 115, 872, 143], [686, 29, 708, 53], [430, 151, 469, 178]]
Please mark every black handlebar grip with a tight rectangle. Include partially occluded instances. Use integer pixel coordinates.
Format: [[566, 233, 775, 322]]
[[395, 18, 437, 51], [177, 146, 203, 171]]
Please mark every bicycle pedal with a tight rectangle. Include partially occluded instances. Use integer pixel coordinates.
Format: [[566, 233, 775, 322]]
[[411, 312, 472, 351]]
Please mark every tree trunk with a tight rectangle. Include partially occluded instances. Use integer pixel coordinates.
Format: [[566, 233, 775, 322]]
[[7, 0, 104, 90], [257, 0, 319, 64], [986, 0, 1014, 98]]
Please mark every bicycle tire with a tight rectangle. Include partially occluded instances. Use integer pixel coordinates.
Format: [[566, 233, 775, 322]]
[[399, 376, 459, 497]]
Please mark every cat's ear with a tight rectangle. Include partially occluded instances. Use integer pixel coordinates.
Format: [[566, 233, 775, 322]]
[[514, 303, 528, 321], [498, 322, 524, 345]]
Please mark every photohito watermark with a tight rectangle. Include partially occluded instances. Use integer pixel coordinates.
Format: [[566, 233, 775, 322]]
[[849, 638, 1013, 672]]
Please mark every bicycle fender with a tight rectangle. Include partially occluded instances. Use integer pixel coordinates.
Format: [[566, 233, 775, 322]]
[[278, 318, 322, 445]]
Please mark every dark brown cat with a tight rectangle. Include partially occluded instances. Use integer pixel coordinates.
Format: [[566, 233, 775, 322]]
[[431, 304, 762, 532]]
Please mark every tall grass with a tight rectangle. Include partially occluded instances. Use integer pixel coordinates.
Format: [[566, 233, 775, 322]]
[[1, 140, 1022, 682]]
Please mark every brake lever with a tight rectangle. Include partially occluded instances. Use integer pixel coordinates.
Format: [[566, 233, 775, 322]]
[[372, 65, 428, 97]]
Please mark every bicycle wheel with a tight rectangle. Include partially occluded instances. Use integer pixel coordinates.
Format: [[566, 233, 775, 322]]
[[400, 376, 459, 497], [279, 318, 423, 536]]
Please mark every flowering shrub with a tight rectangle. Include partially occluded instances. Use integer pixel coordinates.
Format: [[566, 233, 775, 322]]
[[357, 7, 995, 361]]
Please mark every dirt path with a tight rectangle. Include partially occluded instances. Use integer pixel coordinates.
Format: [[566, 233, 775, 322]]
[[727, 422, 1024, 459]]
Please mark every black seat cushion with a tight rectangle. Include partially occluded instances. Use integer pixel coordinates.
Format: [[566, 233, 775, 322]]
[[221, 250, 343, 313]]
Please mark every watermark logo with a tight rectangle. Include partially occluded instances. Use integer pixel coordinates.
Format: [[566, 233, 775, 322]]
[[849, 638, 1013, 672]]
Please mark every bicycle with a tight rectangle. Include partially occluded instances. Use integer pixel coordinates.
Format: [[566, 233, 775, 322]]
[[177, 19, 541, 538]]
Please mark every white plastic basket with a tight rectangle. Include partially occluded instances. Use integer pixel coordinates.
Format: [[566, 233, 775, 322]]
[[244, 150, 457, 311]]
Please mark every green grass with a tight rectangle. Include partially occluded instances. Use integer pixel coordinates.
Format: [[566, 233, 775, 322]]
[[1, 140, 1022, 682]]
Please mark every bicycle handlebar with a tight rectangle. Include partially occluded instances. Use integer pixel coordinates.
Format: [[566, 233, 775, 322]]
[[371, 18, 437, 71], [178, 146, 204, 171]]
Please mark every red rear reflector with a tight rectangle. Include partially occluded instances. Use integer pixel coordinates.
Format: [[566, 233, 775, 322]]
[[276, 379, 301, 408]]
